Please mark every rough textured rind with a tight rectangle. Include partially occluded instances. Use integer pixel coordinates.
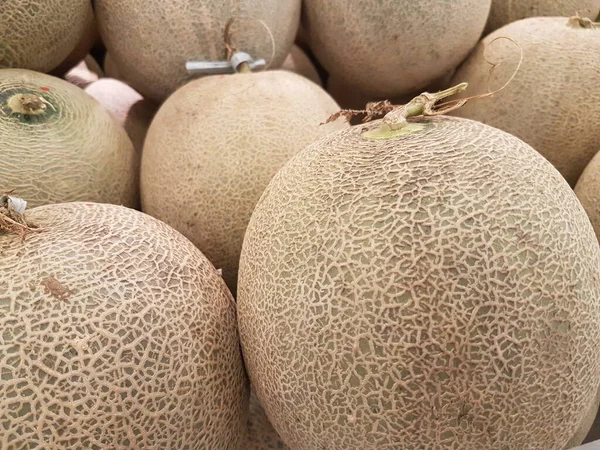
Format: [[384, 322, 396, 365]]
[[565, 388, 600, 449], [246, 391, 290, 450], [303, 0, 491, 98], [0, 69, 138, 209], [575, 151, 600, 240], [450, 17, 600, 187], [0, 0, 90, 73], [485, 0, 600, 33], [85, 78, 158, 153], [582, 406, 600, 444], [238, 116, 600, 450], [49, 4, 100, 76], [141, 70, 346, 293], [95, 0, 301, 102], [281, 45, 321, 86], [103, 52, 124, 82], [0, 202, 249, 449]]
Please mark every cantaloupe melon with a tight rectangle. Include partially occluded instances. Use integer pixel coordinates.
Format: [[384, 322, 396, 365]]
[[295, 20, 309, 51], [0, 0, 90, 73], [303, 0, 491, 98], [95, 0, 301, 102], [0, 200, 249, 448], [581, 404, 600, 445], [564, 388, 600, 449], [575, 150, 600, 240], [103, 52, 123, 82], [281, 45, 321, 86], [140, 70, 346, 293], [85, 78, 158, 153], [238, 102, 600, 449], [450, 17, 600, 186], [0, 69, 138, 208], [64, 55, 104, 89], [485, 0, 600, 33], [246, 391, 290, 450], [49, 3, 100, 76]]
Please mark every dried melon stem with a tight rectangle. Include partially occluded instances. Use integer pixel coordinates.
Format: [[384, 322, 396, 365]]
[[324, 37, 524, 140], [7, 94, 47, 115], [0, 193, 42, 240], [568, 16, 600, 28], [223, 17, 275, 72], [323, 83, 469, 138], [381, 83, 469, 131]]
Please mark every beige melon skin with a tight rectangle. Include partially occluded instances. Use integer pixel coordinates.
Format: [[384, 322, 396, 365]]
[[450, 17, 600, 187], [85, 78, 159, 153], [0, 202, 249, 449], [140, 70, 346, 293], [564, 387, 600, 448], [303, 0, 491, 98], [95, 0, 301, 102], [485, 0, 600, 33], [282, 45, 321, 86], [0, 69, 138, 209], [575, 151, 600, 240], [103, 52, 123, 81], [0, 0, 90, 73], [238, 116, 600, 450], [246, 391, 290, 450], [49, 3, 100, 76]]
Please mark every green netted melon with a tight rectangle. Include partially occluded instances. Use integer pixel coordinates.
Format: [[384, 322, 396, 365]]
[[95, 0, 301, 102], [303, 0, 491, 98], [485, 0, 600, 33], [450, 17, 600, 186], [0, 0, 90, 73], [140, 70, 346, 294], [0, 69, 138, 208], [238, 104, 600, 449], [0, 201, 249, 448]]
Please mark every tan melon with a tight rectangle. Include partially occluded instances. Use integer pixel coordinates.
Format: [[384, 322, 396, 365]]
[[0, 0, 90, 73], [49, 3, 101, 76], [450, 17, 600, 186], [581, 404, 600, 444], [141, 70, 346, 293], [0, 69, 138, 209], [281, 45, 321, 86], [85, 78, 158, 152], [103, 52, 124, 82], [0, 200, 249, 448], [303, 0, 491, 98], [564, 387, 600, 449], [246, 391, 290, 450], [295, 20, 310, 52], [64, 55, 104, 89], [485, 0, 600, 33], [575, 150, 600, 240], [95, 0, 301, 102], [238, 101, 600, 449]]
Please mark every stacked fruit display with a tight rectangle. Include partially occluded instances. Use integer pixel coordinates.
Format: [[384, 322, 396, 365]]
[[1, 0, 600, 449]]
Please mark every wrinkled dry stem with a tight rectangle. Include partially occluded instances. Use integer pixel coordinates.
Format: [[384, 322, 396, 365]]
[[569, 15, 600, 28], [323, 83, 468, 128], [324, 36, 523, 132], [0, 194, 42, 241]]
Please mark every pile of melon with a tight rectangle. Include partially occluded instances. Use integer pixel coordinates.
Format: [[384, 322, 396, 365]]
[[1, 1, 600, 449]]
